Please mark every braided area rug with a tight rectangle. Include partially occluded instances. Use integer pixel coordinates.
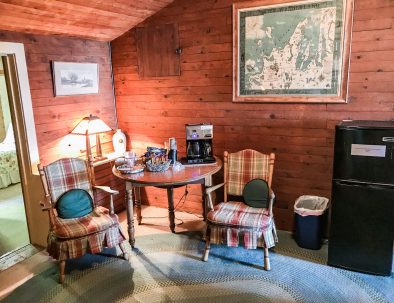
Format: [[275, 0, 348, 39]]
[[3, 231, 393, 303]]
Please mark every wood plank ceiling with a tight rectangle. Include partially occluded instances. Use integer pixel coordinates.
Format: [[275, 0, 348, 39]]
[[0, 0, 174, 41]]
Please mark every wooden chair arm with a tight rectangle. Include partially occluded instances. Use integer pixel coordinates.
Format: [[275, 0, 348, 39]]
[[206, 182, 225, 195], [93, 186, 118, 215], [39, 202, 51, 211], [205, 183, 225, 211], [39, 196, 57, 228], [39, 195, 52, 211], [268, 189, 275, 217], [94, 186, 119, 195]]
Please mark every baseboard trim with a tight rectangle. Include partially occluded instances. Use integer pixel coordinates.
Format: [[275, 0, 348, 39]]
[[0, 244, 40, 271]]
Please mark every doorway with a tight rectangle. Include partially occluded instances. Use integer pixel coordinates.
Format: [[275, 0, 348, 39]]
[[0, 56, 29, 257]]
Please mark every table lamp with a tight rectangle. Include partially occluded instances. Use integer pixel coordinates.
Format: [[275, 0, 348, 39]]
[[70, 114, 112, 161]]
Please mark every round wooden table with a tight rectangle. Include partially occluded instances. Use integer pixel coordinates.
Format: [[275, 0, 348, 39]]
[[113, 157, 222, 246]]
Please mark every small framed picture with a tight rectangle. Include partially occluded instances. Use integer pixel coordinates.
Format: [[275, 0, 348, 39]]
[[52, 61, 99, 96]]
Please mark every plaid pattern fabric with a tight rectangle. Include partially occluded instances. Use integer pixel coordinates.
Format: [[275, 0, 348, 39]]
[[207, 201, 277, 249], [209, 224, 277, 249], [47, 207, 126, 260], [47, 225, 126, 260], [52, 206, 119, 238], [44, 158, 93, 204], [227, 149, 270, 196]]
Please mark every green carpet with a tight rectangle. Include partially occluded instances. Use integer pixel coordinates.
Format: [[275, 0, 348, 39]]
[[2, 231, 393, 302], [0, 183, 29, 257]]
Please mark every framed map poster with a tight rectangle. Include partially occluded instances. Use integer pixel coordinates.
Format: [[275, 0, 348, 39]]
[[233, 0, 354, 103]]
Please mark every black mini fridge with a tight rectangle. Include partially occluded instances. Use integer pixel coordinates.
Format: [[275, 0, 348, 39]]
[[328, 120, 394, 276]]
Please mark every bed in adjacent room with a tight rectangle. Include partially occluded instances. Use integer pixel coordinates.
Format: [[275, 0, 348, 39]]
[[0, 126, 20, 188]]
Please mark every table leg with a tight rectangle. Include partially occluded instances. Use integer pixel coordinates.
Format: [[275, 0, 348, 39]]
[[203, 176, 213, 220], [126, 184, 135, 247], [201, 183, 207, 221], [167, 186, 176, 233], [134, 187, 142, 225]]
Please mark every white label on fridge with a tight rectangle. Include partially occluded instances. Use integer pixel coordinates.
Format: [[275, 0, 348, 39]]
[[351, 144, 386, 157]]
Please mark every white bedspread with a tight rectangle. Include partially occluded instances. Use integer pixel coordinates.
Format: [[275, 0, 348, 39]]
[[0, 126, 20, 189]]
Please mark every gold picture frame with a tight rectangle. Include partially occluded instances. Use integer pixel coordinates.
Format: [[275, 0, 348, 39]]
[[233, 0, 354, 103]]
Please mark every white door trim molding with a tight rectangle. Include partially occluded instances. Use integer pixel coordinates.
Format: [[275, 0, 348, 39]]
[[0, 42, 39, 172]]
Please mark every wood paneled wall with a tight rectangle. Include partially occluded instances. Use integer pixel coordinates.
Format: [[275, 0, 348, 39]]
[[0, 0, 175, 41], [0, 30, 117, 165], [0, 30, 125, 211], [111, 0, 394, 231]]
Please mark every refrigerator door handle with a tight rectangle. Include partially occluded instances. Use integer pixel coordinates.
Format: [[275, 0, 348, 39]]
[[335, 180, 364, 187], [382, 137, 394, 142], [334, 180, 394, 189], [367, 184, 392, 190]]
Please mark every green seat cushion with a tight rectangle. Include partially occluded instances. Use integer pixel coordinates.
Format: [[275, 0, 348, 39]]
[[242, 179, 269, 208], [56, 189, 93, 219]]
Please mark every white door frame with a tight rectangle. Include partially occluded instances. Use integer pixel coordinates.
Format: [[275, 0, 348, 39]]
[[0, 42, 39, 171], [0, 42, 47, 247]]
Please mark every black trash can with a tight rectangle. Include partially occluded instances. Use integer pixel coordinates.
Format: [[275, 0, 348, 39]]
[[294, 196, 329, 250]]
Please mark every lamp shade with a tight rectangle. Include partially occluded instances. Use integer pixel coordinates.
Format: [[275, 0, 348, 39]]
[[70, 114, 112, 135]]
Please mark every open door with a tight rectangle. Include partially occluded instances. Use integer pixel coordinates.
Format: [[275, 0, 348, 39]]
[[0, 49, 47, 270], [0, 56, 30, 258]]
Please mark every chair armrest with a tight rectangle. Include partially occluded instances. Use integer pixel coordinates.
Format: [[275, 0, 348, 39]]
[[39, 196, 57, 227], [94, 186, 119, 195], [39, 196, 52, 211], [268, 189, 275, 217], [39, 201, 51, 211], [205, 183, 225, 211], [94, 186, 118, 215], [269, 189, 275, 199], [206, 183, 225, 195]]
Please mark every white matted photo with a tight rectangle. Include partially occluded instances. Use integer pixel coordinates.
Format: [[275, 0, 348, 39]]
[[52, 61, 99, 96]]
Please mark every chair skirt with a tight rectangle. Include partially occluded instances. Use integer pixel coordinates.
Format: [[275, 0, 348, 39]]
[[207, 201, 278, 249], [47, 207, 126, 260]]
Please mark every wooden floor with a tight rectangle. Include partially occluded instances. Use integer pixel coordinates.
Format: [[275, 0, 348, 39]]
[[0, 205, 205, 300]]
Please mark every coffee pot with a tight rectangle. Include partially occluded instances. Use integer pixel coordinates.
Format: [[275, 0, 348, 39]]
[[185, 124, 215, 164], [187, 141, 201, 159]]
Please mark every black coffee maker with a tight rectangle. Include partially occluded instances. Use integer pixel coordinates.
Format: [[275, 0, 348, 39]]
[[185, 123, 215, 164]]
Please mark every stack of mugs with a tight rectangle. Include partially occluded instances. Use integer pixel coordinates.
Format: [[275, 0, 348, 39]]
[[168, 138, 177, 164]]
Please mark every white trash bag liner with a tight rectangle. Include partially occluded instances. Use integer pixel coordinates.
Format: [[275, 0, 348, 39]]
[[294, 195, 329, 217]]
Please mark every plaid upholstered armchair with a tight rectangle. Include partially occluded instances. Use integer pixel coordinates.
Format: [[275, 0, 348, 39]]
[[38, 157, 128, 283], [203, 149, 277, 270]]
